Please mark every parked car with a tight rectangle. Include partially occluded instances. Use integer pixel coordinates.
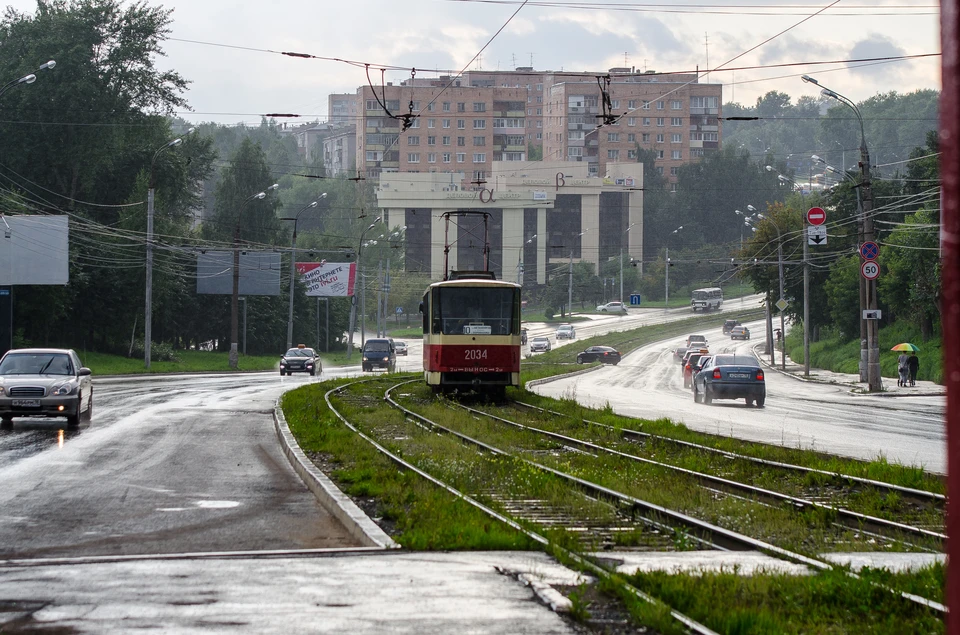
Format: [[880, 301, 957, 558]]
[[722, 319, 741, 335], [682, 350, 710, 388], [362, 338, 397, 372], [521, 328, 528, 345], [686, 334, 708, 348], [280, 344, 322, 376], [730, 326, 751, 340], [529, 336, 551, 353], [576, 346, 622, 365], [596, 301, 628, 314], [0, 348, 93, 427], [394, 341, 408, 356], [556, 324, 576, 340], [693, 354, 766, 407]]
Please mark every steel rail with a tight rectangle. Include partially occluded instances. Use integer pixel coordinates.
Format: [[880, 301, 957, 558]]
[[454, 401, 945, 549], [383, 385, 946, 614], [512, 400, 946, 510], [324, 379, 721, 635]]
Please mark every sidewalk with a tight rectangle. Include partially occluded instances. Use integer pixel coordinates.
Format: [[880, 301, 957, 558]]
[[753, 345, 945, 397]]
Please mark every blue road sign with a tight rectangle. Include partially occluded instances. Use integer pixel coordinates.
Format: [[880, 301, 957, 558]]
[[630, 294, 642, 306], [396, 306, 403, 314], [860, 241, 880, 261]]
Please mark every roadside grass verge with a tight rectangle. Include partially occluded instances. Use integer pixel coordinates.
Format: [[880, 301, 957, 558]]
[[81, 349, 279, 374], [280, 377, 536, 551]]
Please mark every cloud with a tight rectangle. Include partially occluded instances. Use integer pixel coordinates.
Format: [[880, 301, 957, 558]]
[[847, 34, 908, 79]]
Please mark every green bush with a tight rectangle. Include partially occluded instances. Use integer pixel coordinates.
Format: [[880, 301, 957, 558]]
[[128, 340, 181, 363]]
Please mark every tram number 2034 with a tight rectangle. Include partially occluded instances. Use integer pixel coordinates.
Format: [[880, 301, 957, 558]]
[[464, 348, 488, 361]]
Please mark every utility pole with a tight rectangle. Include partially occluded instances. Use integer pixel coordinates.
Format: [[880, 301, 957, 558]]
[[664, 246, 669, 311], [567, 249, 574, 318], [803, 217, 810, 376]]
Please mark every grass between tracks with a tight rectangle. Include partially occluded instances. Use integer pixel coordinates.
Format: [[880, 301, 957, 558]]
[[281, 314, 946, 634]]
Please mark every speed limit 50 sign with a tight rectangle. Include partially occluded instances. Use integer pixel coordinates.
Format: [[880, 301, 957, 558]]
[[861, 261, 880, 280]]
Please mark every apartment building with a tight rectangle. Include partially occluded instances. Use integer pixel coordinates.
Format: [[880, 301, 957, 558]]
[[353, 68, 719, 188], [542, 70, 721, 188]]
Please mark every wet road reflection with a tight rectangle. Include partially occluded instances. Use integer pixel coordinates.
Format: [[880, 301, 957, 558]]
[[0, 419, 85, 465]]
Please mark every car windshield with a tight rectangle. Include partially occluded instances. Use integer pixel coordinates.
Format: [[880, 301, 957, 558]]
[[533, 337, 548, 343], [285, 348, 315, 357], [558, 326, 572, 331], [365, 341, 391, 352], [0, 353, 73, 375]]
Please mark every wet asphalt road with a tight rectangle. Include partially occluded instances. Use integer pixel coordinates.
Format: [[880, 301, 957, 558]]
[[0, 372, 360, 559]]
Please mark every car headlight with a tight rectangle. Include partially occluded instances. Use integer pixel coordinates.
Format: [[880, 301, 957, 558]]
[[52, 382, 77, 396]]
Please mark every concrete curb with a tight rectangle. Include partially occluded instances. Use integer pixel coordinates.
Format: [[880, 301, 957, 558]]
[[273, 399, 399, 550]]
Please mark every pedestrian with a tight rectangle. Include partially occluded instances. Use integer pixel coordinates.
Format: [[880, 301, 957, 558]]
[[897, 352, 911, 387], [907, 352, 920, 387]]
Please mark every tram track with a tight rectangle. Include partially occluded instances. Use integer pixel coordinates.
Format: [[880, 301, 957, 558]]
[[322, 377, 946, 628]]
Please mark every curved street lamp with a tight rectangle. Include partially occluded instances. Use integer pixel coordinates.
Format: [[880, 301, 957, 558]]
[[282, 194, 326, 350], [518, 233, 537, 287], [145, 128, 194, 369], [230, 184, 279, 369], [802, 74, 878, 390], [665, 225, 683, 310], [0, 60, 55, 100], [347, 217, 382, 359]]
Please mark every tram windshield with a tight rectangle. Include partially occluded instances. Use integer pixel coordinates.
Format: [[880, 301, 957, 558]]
[[433, 286, 518, 335]]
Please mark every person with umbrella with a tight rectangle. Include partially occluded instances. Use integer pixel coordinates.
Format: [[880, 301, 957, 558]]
[[891, 343, 920, 387]]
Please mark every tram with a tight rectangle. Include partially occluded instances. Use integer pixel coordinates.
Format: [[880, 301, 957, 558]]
[[420, 211, 522, 399], [421, 272, 522, 399]]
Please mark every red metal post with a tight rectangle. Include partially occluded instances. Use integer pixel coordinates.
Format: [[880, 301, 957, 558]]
[[941, 3, 959, 632]]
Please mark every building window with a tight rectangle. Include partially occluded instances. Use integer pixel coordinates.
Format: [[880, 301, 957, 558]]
[[536, 132, 542, 140], [628, 100, 637, 109], [473, 153, 486, 163], [427, 103, 434, 112], [443, 153, 451, 163], [410, 119, 420, 128], [442, 136, 451, 145], [642, 100, 650, 109], [672, 150, 682, 159], [656, 118, 664, 127], [442, 102, 451, 112], [642, 117, 650, 126], [607, 149, 620, 159], [473, 119, 486, 129], [671, 117, 683, 126], [628, 133, 636, 142], [568, 147, 582, 157], [657, 166, 664, 175], [657, 150, 664, 159], [536, 83, 543, 91], [457, 119, 466, 129], [657, 100, 665, 110], [428, 119, 435, 128], [642, 133, 650, 142], [670, 183, 678, 192], [536, 95, 543, 103], [671, 133, 682, 143], [627, 149, 637, 159], [365, 99, 378, 110], [408, 136, 420, 146], [428, 136, 436, 145], [408, 152, 420, 163], [611, 99, 620, 109], [457, 102, 466, 112], [691, 148, 705, 157], [443, 119, 451, 129], [656, 134, 664, 143], [473, 102, 486, 112], [473, 136, 486, 146], [457, 136, 466, 146], [428, 153, 437, 163], [671, 100, 682, 109], [365, 151, 382, 161], [607, 133, 620, 142], [690, 96, 719, 109], [627, 117, 636, 126], [456, 153, 466, 162], [670, 166, 679, 175]]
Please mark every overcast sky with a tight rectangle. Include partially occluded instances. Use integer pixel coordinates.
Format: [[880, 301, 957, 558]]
[[5, 0, 941, 126]]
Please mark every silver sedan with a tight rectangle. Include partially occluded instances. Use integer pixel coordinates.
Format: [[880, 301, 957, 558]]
[[0, 348, 93, 427]]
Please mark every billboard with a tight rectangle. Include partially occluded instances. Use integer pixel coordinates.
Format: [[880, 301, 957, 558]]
[[296, 262, 356, 297], [0, 215, 69, 285], [196, 251, 282, 296]]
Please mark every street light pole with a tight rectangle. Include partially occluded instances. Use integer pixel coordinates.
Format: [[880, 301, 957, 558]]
[[803, 74, 879, 391], [282, 194, 325, 350], [568, 229, 591, 317], [347, 217, 381, 360], [758, 214, 786, 371], [230, 184, 278, 370], [621, 223, 636, 303], [518, 234, 536, 287], [665, 225, 683, 311], [145, 129, 193, 370]]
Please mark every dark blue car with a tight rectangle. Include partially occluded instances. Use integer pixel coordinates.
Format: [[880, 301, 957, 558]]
[[693, 354, 765, 407]]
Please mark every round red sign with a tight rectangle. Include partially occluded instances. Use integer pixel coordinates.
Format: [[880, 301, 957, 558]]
[[806, 207, 826, 226]]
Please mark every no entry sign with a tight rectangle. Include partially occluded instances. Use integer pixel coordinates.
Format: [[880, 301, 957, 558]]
[[806, 207, 826, 226]]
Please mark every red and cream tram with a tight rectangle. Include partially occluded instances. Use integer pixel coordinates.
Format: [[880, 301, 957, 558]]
[[421, 271, 522, 399]]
